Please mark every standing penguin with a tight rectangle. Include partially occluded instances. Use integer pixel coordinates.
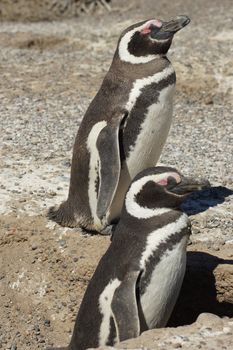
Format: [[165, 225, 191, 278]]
[[49, 166, 210, 350], [48, 16, 190, 232]]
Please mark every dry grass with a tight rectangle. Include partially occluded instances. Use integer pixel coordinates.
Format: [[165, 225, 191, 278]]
[[0, 0, 111, 21]]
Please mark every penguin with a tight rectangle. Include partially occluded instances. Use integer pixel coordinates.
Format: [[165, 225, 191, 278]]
[[48, 16, 191, 233], [49, 166, 210, 350]]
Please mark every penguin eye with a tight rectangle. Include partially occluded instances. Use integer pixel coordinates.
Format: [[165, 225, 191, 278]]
[[166, 176, 178, 190], [150, 25, 160, 33], [150, 25, 161, 39]]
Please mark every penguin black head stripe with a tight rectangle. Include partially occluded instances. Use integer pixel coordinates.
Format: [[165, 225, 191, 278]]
[[48, 17, 191, 233], [49, 167, 209, 350]]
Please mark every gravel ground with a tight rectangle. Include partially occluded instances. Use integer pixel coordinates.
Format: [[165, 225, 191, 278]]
[[0, 0, 233, 349]]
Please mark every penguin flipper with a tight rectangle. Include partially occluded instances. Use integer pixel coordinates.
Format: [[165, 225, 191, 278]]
[[111, 270, 140, 342], [96, 110, 127, 221]]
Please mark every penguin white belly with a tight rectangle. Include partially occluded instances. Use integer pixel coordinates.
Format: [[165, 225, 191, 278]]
[[107, 84, 175, 224], [127, 84, 175, 178], [140, 235, 188, 328]]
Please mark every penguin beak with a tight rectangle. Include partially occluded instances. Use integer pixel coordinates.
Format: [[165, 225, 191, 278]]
[[168, 175, 210, 195], [161, 15, 191, 34], [150, 15, 190, 40]]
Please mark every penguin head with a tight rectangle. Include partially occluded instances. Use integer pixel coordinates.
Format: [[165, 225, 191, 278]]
[[118, 16, 190, 64], [125, 167, 210, 215]]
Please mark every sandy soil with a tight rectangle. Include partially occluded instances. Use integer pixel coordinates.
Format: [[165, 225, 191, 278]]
[[0, 0, 233, 349]]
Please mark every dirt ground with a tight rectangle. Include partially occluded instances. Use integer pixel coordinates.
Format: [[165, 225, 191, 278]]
[[0, 0, 233, 349]]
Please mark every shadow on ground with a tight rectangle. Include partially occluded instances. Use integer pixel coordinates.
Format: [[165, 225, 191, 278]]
[[182, 186, 233, 215], [168, 251, 233, 327]]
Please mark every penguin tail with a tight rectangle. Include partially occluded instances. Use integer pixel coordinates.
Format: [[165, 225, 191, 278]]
[[47, 201, 78, 228]]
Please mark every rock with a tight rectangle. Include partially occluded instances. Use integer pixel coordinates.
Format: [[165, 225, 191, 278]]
[[111, 315, 233, 350], [196, 313, 223, 326], [34, 325, 40, 335], [58, 240, 67, 248], [44, 320, 50, 327]]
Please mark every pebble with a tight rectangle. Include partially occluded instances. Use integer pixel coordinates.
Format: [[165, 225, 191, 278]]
[[37, 338, 45, 343], [48, 191, 57, 197], [34, 325, 40, 335], [173, 343, 182, 348], [62, 160, 71, 168], [192, 227, 200, 235], [18, 198, 26, 203], [213, 245, 220, 251], [59, 240, 67, 248]]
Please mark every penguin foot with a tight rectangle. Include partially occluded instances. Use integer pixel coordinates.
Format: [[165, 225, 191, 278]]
[[100, 224, 116, 236], [47, 201, 78, 228]]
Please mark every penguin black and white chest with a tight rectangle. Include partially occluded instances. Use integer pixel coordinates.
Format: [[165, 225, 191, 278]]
[[48, 16, 191, 232], [49, 167, 209, 350]]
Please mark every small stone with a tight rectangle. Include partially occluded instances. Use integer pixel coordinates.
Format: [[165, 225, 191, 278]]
[[34, 324, 40, 335], [70, 295, 76, 302], [62, 160, 71, 167], [192, 227, 200, 234], [18, 198, 26, 203], [218, 239, 225, 246], [59, 240, 67, 248], [44, 319, 50, 327], [38, 339, 45, 343], [173, 343, 182, 348], [200, 341, 206, 346], [48, 191, 57, 197]]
